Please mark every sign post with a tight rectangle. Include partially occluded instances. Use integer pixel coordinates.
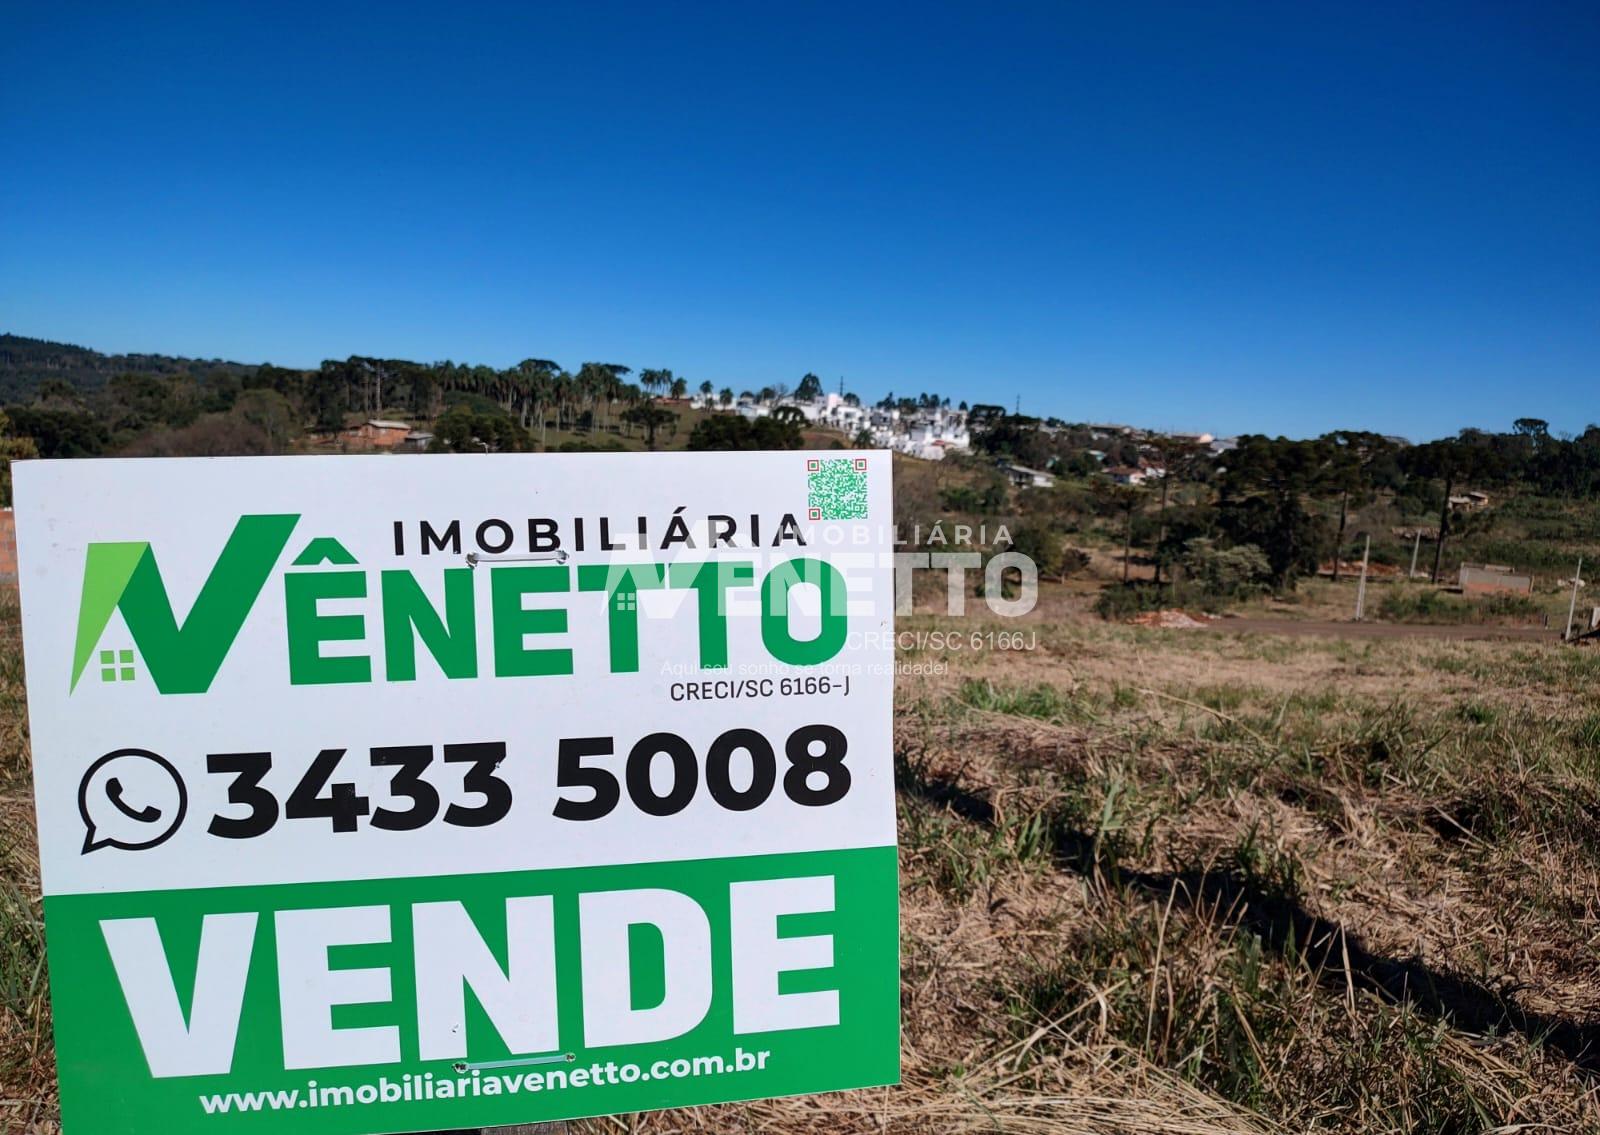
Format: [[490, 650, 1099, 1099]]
[[15, 451, 900, 1135]]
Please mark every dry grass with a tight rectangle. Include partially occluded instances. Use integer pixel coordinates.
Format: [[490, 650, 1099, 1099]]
[[0, 586, 51, 1130], [873, 613, 1600, 1132], [4, 591, 1600, 1132], [598, 613, 1600, 1132]]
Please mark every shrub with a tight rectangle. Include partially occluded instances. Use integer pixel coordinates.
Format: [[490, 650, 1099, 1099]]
[[1376, 586, 1541, 625], [939, 480, 1008, 512], [427, 405, 530, 453], [687, 414, 803, 450], [1180, 538, 1272, 599], [1093, 540, 1272, 620], [1094, 582, 1171, 619], [1007, 525, 1068, 579]]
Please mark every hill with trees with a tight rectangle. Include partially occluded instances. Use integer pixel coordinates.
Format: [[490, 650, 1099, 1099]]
[[0, 333, 252, 402], [0, 333, 830, 496], [1, 332, 1595, 622]]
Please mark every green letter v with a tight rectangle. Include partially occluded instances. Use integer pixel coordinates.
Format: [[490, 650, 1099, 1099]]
[[71, 514, 300, 694]]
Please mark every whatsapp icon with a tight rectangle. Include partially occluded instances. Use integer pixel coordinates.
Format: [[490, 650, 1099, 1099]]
[[77, 749, 187, 853]]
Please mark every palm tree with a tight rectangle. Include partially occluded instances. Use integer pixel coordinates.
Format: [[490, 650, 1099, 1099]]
[[570, 363, 630, 432], [602, 366, 627, 429], [471, 365, 496, 404], [719, 387, 734, 408], [638, 368, 671, 399], [514, 359, 560, 442], [670, 376, 688, 400], [580, 367, 603, 431], [551, 371, 575, 432], [699, 380, 713, 401]]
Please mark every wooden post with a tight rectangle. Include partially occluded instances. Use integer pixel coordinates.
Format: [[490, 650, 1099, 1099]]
[[1354, 534, 1371, 622], [1564, 556, 1584, 642]]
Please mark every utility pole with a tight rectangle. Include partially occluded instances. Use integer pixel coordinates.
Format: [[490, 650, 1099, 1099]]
[[1354, 533, 1371, 621], [1409, 530, 1421, 579], [1565, 556, 1585, 642]]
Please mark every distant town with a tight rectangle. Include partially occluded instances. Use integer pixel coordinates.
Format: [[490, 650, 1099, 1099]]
[[682, 385, 1238, 485], [332, 382, 1235, 488]]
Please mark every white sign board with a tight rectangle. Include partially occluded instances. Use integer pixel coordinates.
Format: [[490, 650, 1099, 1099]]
[[15, 451, 899, 1134]]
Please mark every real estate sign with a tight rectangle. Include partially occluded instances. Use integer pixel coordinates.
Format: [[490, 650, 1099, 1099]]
[[14, 451, 899, 1134]]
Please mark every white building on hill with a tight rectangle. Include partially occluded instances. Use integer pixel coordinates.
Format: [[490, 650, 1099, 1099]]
[[701, 388, 970, 459]]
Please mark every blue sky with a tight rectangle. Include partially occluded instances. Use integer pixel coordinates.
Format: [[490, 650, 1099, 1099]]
[[4, 2, 1596, 441]]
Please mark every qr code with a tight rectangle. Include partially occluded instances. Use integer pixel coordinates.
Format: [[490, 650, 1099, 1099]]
[[806, 457, 869, 520]]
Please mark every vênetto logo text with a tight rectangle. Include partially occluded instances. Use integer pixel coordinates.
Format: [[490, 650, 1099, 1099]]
[[72, 514, 848, 695]]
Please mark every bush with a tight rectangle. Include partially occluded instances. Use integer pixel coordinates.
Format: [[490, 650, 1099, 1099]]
[[1007, 525, 1064, 579], [2, 405, 107, 457], [687, 414, 803, 451], [119, 413, 271, 458], [1376, 587, 1542, 625], [939, 480, 1007, 512], [1092, 540, 1272, 620], [1180, 538, 1272, 599], [1094, 582, 1171, 620], [427, 405, 530, 453]]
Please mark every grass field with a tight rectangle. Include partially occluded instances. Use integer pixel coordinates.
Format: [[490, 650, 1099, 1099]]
[[3, 590, 1599, 1132]]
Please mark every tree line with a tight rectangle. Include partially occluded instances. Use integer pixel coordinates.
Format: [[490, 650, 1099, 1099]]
[[970, 414, 1600, 596], [0, 341, 844, 501]]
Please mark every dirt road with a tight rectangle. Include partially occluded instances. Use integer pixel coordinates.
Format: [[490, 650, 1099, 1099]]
[[1201, 616, 1560, 642]]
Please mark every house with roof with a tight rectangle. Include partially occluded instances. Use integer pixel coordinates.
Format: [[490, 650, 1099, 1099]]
[[1105, 465, 1150, 486], [1004, 463, 1055, 488], [342, 419, 412, 449]]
